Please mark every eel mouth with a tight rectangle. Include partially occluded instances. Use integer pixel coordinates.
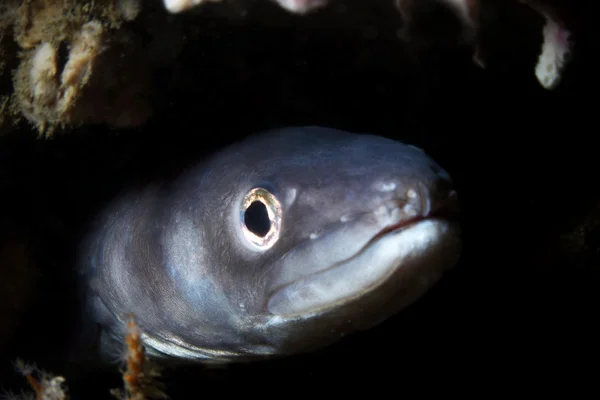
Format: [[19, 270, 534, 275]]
[[267, 212, 460, 317]]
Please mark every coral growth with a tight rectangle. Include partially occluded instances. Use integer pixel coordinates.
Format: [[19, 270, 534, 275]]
[[2, 0, 150, 136], [9, 359, 69, 400], [164, 0, 572, 90], [534, 16, 571, 89], [521, 0, 573, 89], [6, 316, 166, 400], [110, 315, 167, 400], [395, 0, 572, 87], [14, 20, 105, 134]]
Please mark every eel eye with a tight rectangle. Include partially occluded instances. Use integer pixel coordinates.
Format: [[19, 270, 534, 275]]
[[241, 188, 282, 250]]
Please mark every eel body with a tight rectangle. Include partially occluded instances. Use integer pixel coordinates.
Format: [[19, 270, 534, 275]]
[[78, 126, 462, 364]]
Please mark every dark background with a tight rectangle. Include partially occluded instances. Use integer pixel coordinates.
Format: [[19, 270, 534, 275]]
[[1, 0, 598, 397]]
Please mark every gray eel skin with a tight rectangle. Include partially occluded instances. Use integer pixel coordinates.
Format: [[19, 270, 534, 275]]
[[77, 126, 462, 365]]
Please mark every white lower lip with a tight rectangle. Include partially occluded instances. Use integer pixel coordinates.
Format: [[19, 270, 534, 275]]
[[267, 218, 456, 316]]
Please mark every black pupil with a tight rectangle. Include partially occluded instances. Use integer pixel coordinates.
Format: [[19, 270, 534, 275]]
[[244, 201, 271, 237]]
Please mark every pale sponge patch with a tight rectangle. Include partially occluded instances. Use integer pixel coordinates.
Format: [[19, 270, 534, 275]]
[[30, 42, 58, 104], [163, 0, 327, 14], [118, 0, 142, 21], [163, 0, 221, 14], [57, 21, 104, 116], [272, 0, 328, 14], [535, 16, 572, 90]]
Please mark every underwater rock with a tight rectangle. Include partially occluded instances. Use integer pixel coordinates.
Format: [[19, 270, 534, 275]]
[[0, 0, 578, 137]]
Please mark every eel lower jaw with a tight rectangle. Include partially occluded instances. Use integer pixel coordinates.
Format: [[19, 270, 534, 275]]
[[267, 217, 460, 317]]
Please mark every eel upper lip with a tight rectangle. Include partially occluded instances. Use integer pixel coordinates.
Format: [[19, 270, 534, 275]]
[[378, 189, 458, 233], [372, 215, 424, 240], [363, 194, 458, 253]]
